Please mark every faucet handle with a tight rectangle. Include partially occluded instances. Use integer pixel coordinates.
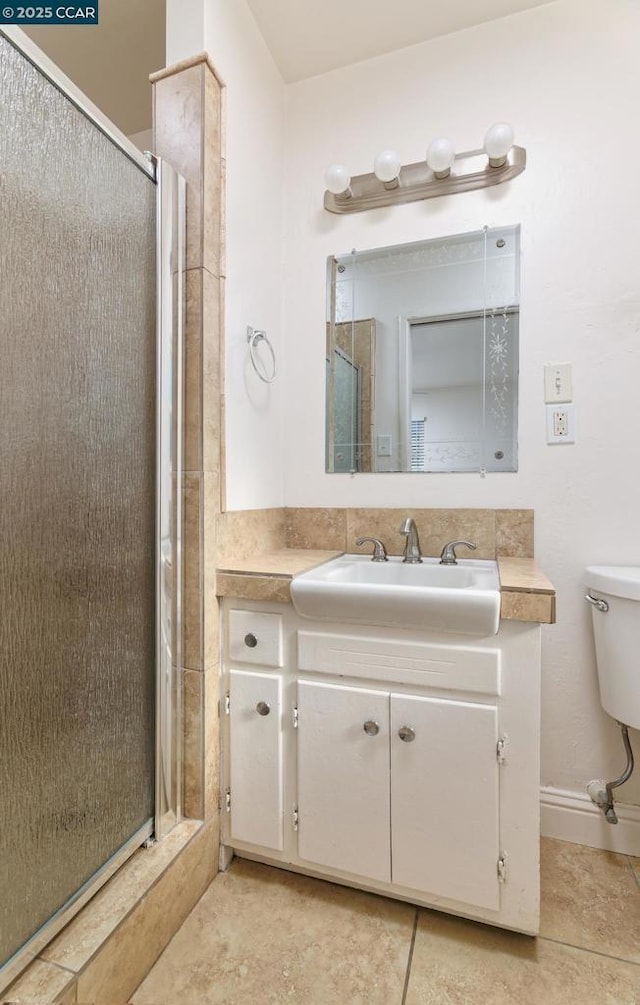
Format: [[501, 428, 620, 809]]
[[355, 537, 388, 562], [439, 540, 477, 565]]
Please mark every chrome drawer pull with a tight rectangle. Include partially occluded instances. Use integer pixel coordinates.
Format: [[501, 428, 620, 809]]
[[363, 720, 380, 736], [244, 632, 258, 647], [256, 701, 270, 716], [398, 726, 416, 743]]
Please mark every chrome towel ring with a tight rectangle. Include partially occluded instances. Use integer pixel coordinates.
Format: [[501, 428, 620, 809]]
[[247, 326, 277, 384]]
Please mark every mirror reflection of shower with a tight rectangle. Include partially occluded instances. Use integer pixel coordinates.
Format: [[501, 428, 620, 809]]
[[326, 320, 375, 473]]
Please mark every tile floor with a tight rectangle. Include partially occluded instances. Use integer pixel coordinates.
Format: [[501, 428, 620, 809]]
[[131, 839, 640, 1005]]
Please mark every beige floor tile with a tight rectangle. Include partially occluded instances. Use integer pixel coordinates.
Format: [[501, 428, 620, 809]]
[[131, 858, 414, 1005], [539, 837, 640, 962], [405, 910, 640, 1005], [4, 959, 76, 1004]]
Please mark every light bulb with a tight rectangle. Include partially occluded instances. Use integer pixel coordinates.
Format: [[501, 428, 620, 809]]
[[426, 137, 455, 178], [484, 122, 515, 167], [325, 163, 351, 196], [373, 149, 401, 185]]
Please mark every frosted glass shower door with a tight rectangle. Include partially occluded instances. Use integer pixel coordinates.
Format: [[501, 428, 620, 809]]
[[0, 32, 160, 983]]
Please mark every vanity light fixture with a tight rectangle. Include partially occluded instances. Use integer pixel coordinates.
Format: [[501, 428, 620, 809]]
[[324, 122, 525, 214], [325, 163, 352, 197], [426, 137, 456, 179], [484, 121, 515, 167], [373, 149, 402, 189]]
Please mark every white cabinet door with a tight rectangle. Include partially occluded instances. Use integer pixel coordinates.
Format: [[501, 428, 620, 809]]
[[229, 670, 284, 850], [297, 680, 391, 883], [391, 693, 500, 911]]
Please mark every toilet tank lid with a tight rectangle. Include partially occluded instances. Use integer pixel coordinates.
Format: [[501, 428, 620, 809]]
[[585, 565, 640, 601]]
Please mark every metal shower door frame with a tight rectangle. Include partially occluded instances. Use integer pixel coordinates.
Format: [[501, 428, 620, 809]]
[[155, 155, 186, 842], [0, 26, 184, 993]]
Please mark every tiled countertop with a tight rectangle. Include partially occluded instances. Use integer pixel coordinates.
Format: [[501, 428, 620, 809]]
[[217, 550, 556, 624], [497, 556, 556, 623], [216, 550, 342, 604]]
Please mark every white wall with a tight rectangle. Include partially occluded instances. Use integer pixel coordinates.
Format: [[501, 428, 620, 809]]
[[128, 128, 153, 152], [167, 0, 286, 510], [166, 0, 204, 68], [282, 0, 640, 806]]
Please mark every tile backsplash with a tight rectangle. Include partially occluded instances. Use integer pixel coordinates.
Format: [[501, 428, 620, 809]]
[[218, 508, 534, 561]]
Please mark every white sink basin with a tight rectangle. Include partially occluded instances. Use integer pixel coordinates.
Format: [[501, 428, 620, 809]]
[[291, 554, 501, 636]]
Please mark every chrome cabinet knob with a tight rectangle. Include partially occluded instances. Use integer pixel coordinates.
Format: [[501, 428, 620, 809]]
[[256, 701, 270, 716], [363, 720, 380, 736], [244, 633, 258, 648], [398, 725, 415, 743]]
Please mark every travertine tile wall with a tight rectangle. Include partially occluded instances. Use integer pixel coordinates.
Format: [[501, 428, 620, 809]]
[[216, 508, 286, 564], [152, 54, 225, 825], [215, 508, 533, 564], [5, 821, 216, 1005], [283, 507, 534, 559]]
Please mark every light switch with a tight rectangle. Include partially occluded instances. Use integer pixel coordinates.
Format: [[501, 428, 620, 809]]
[[544, 363, 572, 403]]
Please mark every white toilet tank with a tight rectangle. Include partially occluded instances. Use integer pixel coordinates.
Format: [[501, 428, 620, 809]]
[[585, 565, 640, 730]]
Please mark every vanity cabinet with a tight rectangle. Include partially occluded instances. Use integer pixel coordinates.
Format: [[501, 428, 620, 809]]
[[298, 681, 500, 910], [221, 599, 541, 934]]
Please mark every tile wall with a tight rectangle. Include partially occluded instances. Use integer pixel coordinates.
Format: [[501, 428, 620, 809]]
[[153, 52, 225, 824], [216, 507, 534, 562]]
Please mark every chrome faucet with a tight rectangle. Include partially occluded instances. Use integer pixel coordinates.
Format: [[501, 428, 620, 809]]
[[355, 536, 388, 562], [439, 540, 477, 565], [399, 517, 422, 564]]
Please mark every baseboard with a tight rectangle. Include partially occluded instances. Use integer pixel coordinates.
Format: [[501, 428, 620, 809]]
[[540, 786, 640, 856]]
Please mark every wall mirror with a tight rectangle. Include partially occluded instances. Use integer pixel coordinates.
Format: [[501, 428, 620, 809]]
[[325, 225, 520, 473]]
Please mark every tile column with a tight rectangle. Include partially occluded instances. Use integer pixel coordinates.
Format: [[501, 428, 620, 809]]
[[152, 54, 225, 829]]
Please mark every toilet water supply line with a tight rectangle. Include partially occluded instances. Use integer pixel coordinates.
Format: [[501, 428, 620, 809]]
[[586, 723, 635, 825], [584, 592, 635, 824]]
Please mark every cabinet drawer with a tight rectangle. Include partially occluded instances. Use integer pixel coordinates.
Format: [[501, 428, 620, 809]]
[[298, 630, 500, 696], [228, 609, 284, 667]]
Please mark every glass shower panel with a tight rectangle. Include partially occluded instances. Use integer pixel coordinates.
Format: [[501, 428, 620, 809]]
[[0, 33, 156, 973]]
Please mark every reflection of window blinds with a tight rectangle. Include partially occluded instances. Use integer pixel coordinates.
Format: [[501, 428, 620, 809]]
[[411, 420, 425, 471]]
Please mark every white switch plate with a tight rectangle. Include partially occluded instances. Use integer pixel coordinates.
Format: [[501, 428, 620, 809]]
[[546, 404, 575, 444], [377, 434, 392, 457], [544, 363, 572, 403]]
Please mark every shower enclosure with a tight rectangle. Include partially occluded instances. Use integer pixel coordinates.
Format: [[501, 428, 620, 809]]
[[0, 28, 184, 992]]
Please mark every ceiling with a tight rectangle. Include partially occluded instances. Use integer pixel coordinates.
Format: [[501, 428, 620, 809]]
[[246, 0, 555, 82], [24, 0, 164, 135], [19, 0, 554, 135]]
